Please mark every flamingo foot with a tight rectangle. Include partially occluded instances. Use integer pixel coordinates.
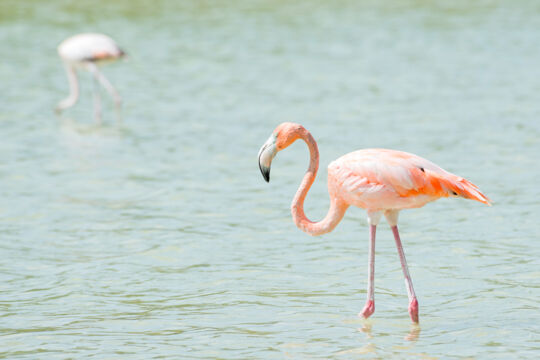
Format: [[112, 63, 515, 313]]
[[360, 300, 375, 319], [408, 298, 419, 323]]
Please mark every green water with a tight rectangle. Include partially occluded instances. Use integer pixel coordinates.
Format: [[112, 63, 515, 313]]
[[1, 0, 539, 358]]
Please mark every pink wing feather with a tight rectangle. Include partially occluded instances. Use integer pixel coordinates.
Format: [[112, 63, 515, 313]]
[[328, 149, 490, 211]]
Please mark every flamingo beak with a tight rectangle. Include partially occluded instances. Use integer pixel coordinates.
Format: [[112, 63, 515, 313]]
[[258, 134, 277, 183]]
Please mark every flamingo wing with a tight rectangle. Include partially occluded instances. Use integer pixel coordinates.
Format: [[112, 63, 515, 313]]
[[329, 149, 490, 210]]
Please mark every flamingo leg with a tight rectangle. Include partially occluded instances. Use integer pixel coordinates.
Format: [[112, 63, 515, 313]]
[[92, 76, 102, 124], [360, 224, 376, 319], [90, 63, 121, 107], [391, 225, 419, 323]]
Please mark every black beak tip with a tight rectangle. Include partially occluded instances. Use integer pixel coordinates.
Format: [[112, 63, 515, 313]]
[[259, 164, 270, 183], [262, 168, 270, 183]]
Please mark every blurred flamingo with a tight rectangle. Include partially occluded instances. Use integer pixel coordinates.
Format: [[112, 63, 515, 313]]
[[258, 122, 490, 323], [56, 33, 125, 123]]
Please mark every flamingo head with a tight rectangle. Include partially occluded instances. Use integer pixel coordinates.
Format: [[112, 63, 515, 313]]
[[258, 122, 306, 182]]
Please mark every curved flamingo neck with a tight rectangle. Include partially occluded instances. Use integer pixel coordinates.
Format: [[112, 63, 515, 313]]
[[290, 129, 347, 236], [57, 63, 79, 111]]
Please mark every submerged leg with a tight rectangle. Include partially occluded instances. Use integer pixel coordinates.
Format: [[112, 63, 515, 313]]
[[391, 225, 419, 323], [360, 211, 381, 319]]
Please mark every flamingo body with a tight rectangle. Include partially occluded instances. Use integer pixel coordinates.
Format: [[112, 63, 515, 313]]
[[329, 148, 490, 211], [58, 33, 124, 65], [258, 122, 490, 323]]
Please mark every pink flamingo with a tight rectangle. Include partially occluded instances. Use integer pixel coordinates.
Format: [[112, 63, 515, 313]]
[[56, 33, 125, 123], [258, 122, 490, 323]]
